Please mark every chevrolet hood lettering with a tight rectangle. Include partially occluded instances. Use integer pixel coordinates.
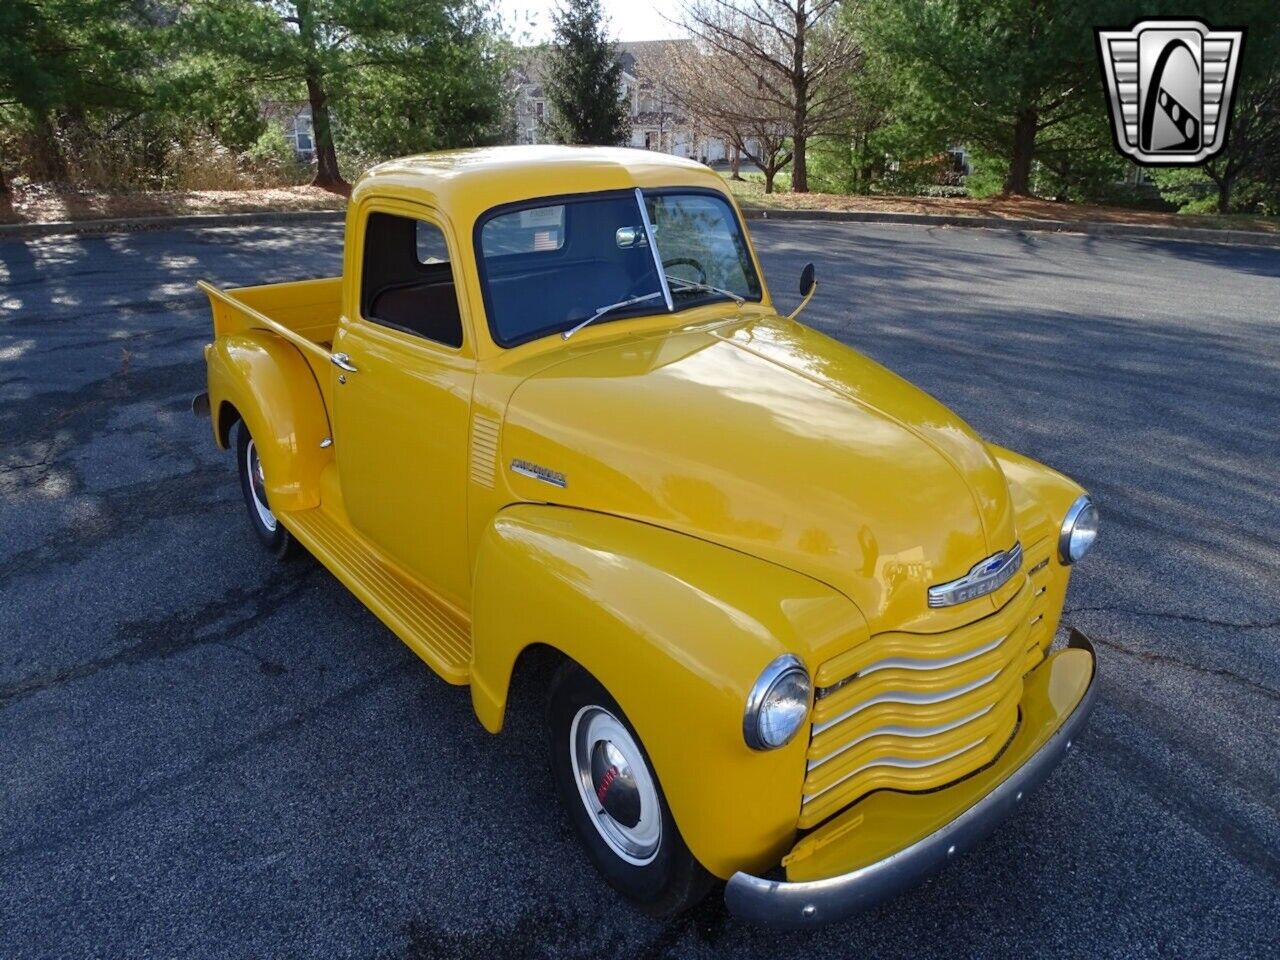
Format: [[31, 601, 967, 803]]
[[928, 542, 1023, 608], [502, 316, 1019, 634]]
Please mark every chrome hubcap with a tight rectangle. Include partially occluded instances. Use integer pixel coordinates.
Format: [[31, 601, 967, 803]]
[[246, 439, 277, 532], [570, 705, 662, 865]]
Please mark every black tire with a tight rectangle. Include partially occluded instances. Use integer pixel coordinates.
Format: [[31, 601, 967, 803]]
[[547, 660, 714, 917], [235, 422, 298, 560]]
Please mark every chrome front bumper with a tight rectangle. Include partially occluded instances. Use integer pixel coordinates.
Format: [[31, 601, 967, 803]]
[[724, 630, 1099, 929]]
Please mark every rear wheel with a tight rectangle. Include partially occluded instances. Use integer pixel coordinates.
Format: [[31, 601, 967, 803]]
[[235, 423, 298, 559], [547, 661, 713, 916]]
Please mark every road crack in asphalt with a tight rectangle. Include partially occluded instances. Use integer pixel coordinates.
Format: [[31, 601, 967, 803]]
[[0, 468, 234, 583], [0, 568, 318, 709], [0, 357, 204, 452], [1065, 603, 1280, 631], [0, 660, 415, 864], [0, 456, 55, 475], [1068, 620, 1280, 703], [1089, 726, 1280, 885]]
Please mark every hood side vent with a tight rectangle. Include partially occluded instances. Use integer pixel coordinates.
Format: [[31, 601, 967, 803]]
[[470, 415, 500, 488]]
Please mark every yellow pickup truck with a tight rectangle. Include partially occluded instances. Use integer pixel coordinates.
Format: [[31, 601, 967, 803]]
[[195, 146, 1100, 927]]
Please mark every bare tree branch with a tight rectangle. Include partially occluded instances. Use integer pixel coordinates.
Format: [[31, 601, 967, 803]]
[[668, 0, 861, 192]]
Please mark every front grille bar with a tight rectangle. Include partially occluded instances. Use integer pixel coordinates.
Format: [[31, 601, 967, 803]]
[[811, 669, 1000, 736], [802, 737, 988, 803], [806, 703, 996, 772]]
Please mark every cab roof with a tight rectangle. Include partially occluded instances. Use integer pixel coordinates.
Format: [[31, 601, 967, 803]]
[[352, 145, 732, 227]]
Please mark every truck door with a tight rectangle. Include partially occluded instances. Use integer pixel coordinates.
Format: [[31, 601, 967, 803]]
[[330, 204, 475, 612]]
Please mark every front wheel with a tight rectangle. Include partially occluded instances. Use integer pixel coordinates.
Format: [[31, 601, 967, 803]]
[[235, 423, 298, 559], [547, 661, 713, 916]]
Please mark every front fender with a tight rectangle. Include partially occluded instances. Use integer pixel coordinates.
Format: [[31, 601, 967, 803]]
[[989, 444, 1088, 662], [206, 332, 331, 513], [469, 504, 865, 879]]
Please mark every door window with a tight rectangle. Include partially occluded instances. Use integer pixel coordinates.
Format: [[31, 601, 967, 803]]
[[360, 212, 463, 348]]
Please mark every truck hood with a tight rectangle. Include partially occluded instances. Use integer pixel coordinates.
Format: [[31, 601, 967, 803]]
[[500, 316, 1018, 633]]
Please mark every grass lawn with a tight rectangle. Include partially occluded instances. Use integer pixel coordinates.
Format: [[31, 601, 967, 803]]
[[722, 171, 1280, 234]]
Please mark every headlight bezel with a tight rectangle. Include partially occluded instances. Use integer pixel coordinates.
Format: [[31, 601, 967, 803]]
[[743, 654, 811, 751], [1059, 494, 1099, 564]]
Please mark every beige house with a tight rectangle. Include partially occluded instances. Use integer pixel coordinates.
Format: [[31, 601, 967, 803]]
[[260, 101, 316, 159], [513, 41, 753, 163]]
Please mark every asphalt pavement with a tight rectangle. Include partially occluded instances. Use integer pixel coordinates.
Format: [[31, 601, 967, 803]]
[[1, 219, 1278, 958]]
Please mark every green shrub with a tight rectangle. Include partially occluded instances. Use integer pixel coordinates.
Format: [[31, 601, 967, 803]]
[[243, 124, 294, 167], [1150, 167, 1217, 212]]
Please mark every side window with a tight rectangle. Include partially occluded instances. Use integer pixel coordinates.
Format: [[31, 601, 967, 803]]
[[360, 211, 463, 348], [416, 220, 449, 264]]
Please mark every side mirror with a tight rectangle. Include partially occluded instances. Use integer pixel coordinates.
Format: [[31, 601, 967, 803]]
[[789, 263, 817, 320], [616, 226, 646, 249], [799, 262, 816, 297]]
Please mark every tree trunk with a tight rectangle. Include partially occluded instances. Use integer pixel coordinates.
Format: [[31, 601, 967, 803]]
[[789, 0, 809, 193], [295, 0, 346, 193], [34, 113, 68, 182], [730, 144, 742, 180], [1216, 174, 1234, 213], [1003, 108, 1038, 196], [764, 167, 776, 194], [305, 74, 345, 191], [792, 134, 808, 193]]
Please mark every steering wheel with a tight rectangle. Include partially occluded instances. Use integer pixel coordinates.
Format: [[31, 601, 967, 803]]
[[662, 257, 707, 286]]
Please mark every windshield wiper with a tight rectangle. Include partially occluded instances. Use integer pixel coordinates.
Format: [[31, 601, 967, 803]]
[[665, 275, 745, 306], [561, 289, 666, 340]]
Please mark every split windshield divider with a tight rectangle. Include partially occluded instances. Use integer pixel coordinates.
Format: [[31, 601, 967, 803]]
[[636, 187, 674, 314]]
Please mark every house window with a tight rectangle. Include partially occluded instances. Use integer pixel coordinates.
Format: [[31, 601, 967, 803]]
[[294, 110, 314, 156], [535, 101, 544, 119]]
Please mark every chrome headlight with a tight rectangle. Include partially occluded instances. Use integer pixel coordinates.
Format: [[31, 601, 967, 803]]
[[1059, 494, 1099, 564], [743, 655, 811, 750]]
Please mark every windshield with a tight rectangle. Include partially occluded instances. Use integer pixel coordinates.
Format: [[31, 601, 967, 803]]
[[477, 189, 762, 347]]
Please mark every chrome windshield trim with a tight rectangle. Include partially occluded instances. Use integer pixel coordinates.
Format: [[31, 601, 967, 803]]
[[635, 187, 673, 313], [928, 542, 1023, 608]]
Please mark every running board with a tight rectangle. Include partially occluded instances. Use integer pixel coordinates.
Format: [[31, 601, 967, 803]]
[[280, 507, 471, 684]]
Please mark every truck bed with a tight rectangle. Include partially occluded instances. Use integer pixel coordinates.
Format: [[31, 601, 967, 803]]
[[200, 275, 342, 394], [206, 276, 342, 347]]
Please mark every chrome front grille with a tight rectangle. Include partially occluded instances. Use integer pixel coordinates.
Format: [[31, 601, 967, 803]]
[[798, 578, 1037, 830]]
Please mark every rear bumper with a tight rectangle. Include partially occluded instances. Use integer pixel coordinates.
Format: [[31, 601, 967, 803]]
[[724, 630, 1099, 929]]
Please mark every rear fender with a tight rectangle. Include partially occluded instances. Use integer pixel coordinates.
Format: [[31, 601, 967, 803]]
[[206, 332, 332, 512], [470, 504, 865, 878]]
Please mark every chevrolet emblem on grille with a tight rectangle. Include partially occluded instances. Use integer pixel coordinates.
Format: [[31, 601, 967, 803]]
[[928, 543, 1023, 608]]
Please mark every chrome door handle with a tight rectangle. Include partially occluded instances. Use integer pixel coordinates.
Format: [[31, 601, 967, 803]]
[[330, 352, 358, 373]]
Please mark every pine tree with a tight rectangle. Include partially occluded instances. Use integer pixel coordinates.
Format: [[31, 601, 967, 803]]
[[541, 0, 630, 146]]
